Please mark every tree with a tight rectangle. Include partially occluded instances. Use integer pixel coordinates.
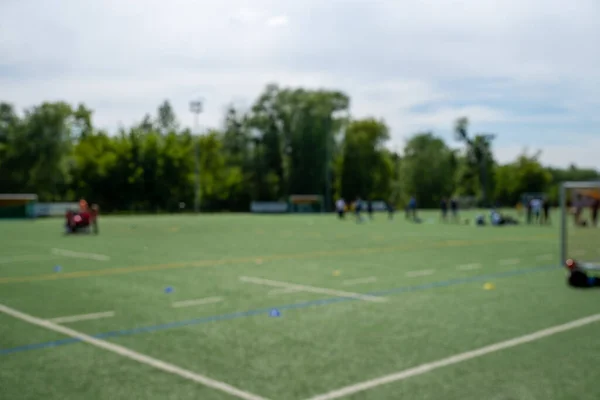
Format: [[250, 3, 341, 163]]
[[494, 151, 552, 206], [454, 117, 496, 205], [156, 100, 178, 133], [399, 133, 456, 208], [2, 92, 599, 213], [339, 118, 390, 202]]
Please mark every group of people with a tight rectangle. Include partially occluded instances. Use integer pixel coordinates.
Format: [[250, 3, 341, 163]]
[[525, 197, 551, 225], [572, 194, 599, 227], [439, 198, 460, 222], [335, 197, 395, 222]]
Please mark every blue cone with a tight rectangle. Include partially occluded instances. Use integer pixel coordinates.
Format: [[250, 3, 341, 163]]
[[165, 287, 173, 294], [269, 309, 281, 317], [53, 265, 62, 272]]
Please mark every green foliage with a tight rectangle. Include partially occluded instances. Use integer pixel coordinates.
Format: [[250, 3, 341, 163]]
[[399, 133, 456, 208], [0, 92, 597, 212]]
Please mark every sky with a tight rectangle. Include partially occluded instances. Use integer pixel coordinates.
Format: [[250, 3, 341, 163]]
[[1, 0, 599, 169]]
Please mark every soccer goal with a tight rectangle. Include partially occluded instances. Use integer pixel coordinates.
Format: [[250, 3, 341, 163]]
[[288, 195, 324, 213], [560, 181, 600, 275], [0, 194, 38, 218]]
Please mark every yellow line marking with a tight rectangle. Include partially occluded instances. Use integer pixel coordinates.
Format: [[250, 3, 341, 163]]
[[0, 235, 552, 285]]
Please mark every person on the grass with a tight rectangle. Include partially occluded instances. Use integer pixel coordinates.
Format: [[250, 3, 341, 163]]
[[530, 198, 542, 224], [440, 197, 448, 222], [335, 198, 346, 220], [65, 199, 99, 234], [407, 195, 417, 221], [526, 199, 533, 224], [592, 197, 599, 227], [574, 194, 585, 226], [355, 196, 364, 223], [450, 197, 459, 223], [367, 199, 374, 220], [542, 199, 551, 225], [386, 200, 394, 220]]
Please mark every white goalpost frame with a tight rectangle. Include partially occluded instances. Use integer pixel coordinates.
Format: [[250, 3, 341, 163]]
[[560, 181, 600, 269]]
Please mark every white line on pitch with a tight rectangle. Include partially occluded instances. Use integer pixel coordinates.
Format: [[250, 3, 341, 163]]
[[457, 263, 481, 271], [172, 297, 223, 308], [536, 254, 553, 261], [342, 277, 378, 286], [306, 313, 600, 400], [0, 255, 60, 265], [406, 270, 435, 277], [239, 276, 387, 303], [498, 258, 520, 266], [0, 304, 268, 400], [268, 288, 303, 296], [51, 248, 110, 261], [50, 311, 115, 324]]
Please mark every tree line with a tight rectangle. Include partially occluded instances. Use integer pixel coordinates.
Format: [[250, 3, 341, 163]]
[[1, 83, 598, 212]]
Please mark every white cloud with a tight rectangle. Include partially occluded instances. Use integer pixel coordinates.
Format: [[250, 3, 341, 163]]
[[266, 15, 289, 27], [495, 134, 600, 170], [0, 0, 599, 168]]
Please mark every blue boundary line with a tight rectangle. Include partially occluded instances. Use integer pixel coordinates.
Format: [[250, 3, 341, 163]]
[[0, 264, 561, 356]]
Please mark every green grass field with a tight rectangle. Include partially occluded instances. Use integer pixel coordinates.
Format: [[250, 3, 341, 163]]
[[1, 211, 600, 400]]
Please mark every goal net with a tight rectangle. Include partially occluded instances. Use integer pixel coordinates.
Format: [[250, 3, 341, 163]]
[[560, 182, 600, 271], [0, 194, 38, 218], [288, 195, 324, 213]]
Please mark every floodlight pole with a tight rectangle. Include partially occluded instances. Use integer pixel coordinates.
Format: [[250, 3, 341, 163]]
[[190, 100, 203, 213]]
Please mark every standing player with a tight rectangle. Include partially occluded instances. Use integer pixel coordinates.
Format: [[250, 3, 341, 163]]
[[542, 199, 551, 225], [526, 199, 533, 224], [367, 200, 374, 220], [355, 196, 364, 223], [386, 200, 395, 220], [408, 195, 417, 221], [440, 198, 448, 222], [336, 198, 346, 219], [592, 197, 599, 227], [530, 198, 542, 224], [450, 197, 459, 223]]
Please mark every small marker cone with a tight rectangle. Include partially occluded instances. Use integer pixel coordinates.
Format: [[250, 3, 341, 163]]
[[255, 259, 263, 265], [54, 265, 62, 272], [165, 287, 173, 294], [269, 309, 281, 317], [333, 270, 341, 277], [483, 282, 495, 290]]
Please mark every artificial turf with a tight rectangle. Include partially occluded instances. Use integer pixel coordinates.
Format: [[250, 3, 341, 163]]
[[1, 210, 599, 400]]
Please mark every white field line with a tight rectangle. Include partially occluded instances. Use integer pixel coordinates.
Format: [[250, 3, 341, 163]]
[[268, 288, 303, 296], [51, 248, 110, 261], [342, 277, 378, 286], [172, 297, 223, 308], [0, 254, 60, 265], [50, 311, 115, 324], [536, 254, 554, 262], [405, 270, 435, 278], [498, 258, 520, 266], [239, 276, 387, 303], [457, 263, 481, 271], [306, 313, 600, 400], [0, 304, 268, 400]]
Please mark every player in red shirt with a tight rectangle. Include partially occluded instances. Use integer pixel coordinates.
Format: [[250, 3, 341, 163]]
[[65, 199, 98, 234]]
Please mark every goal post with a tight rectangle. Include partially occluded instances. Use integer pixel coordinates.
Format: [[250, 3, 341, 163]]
[[560, 181, 600, 271]]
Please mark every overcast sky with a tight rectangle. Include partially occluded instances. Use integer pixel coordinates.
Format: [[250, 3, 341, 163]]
[[1, 0, 599, 168]]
